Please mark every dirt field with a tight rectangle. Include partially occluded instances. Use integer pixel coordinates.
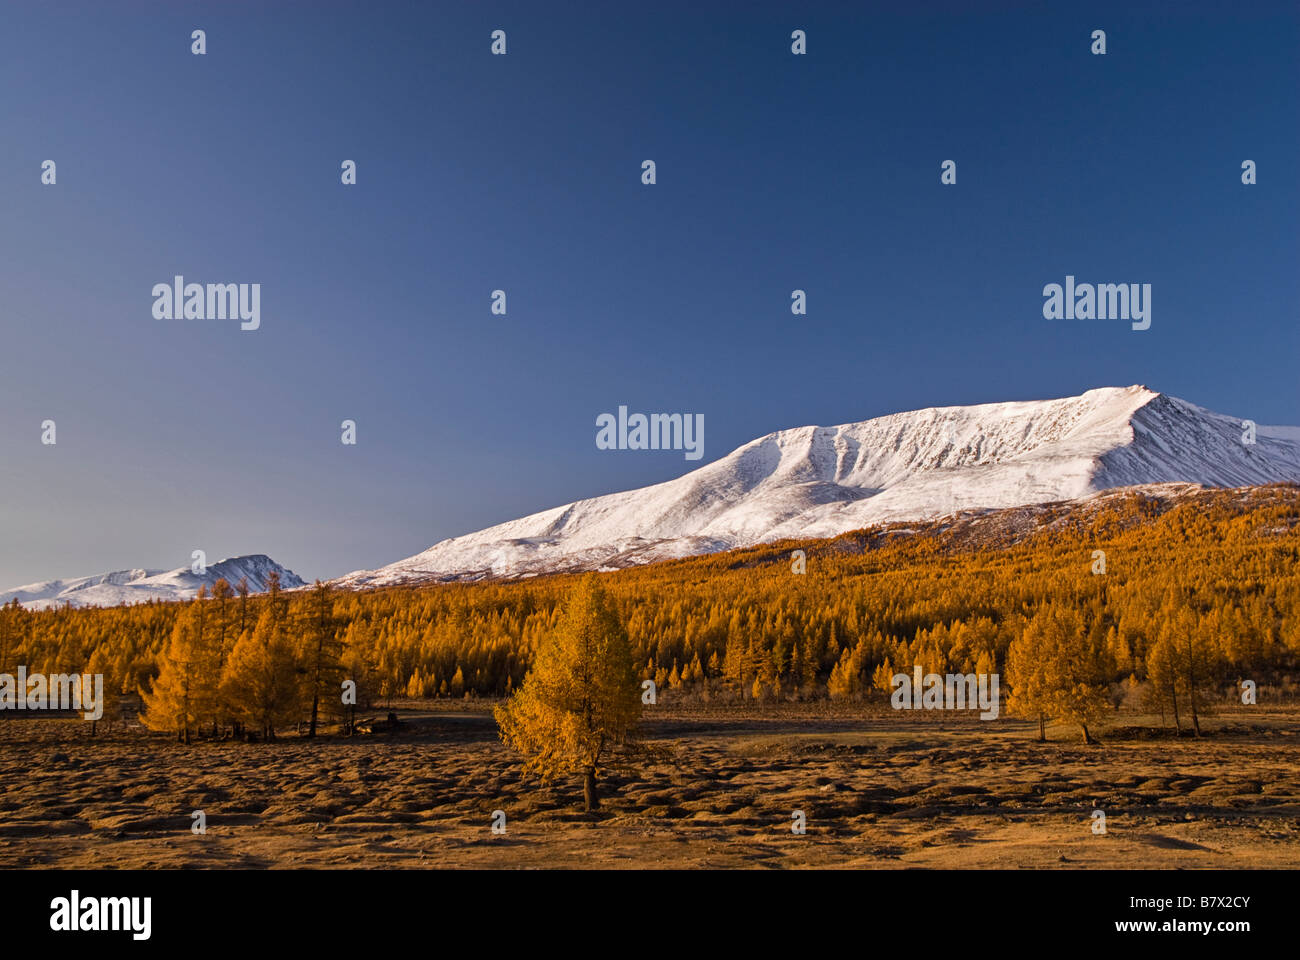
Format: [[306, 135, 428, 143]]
[[1, 702, 1297, 869]]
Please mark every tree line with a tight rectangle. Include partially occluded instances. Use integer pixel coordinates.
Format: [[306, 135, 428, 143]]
[[0, 485, 1295, 743]]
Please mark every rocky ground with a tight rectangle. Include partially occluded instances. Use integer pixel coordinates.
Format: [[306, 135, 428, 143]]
[[1, 701, 1296, 869]]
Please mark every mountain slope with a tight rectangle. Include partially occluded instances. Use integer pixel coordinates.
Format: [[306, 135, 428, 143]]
[[337, 385, 1300, 586], [2, 555, 306, 610]]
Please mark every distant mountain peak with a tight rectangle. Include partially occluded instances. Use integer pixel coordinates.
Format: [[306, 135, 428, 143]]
[[335, 386, 1300, 587], [2, 554, 306, 610]]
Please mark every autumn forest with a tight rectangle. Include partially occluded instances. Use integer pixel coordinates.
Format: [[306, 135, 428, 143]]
[[2, 484, 1297, 744]]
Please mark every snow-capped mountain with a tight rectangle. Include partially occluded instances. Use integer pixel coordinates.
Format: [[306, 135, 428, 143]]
[[336, 386, 1300, 586], [2, 555, 305, 611]]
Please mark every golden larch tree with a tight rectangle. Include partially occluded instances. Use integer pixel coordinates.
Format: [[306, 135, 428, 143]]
[[219, 608, 301, 740], [495, 574, 641, 812], [1006, 611, 1051, 741], [298, 580, 343, 738], [1008, 605, 1113, 743], [141, 589, 219, 743]]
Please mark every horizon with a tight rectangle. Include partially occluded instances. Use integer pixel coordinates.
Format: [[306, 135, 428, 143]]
[[3, 0, 1297, 586], [6, 379, 1297, 594]]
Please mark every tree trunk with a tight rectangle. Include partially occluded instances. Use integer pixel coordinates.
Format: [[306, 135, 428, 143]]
[[583, 768, 599, 813], [1037, 714, 1046, 742], [1080, 722, 1097, 745]]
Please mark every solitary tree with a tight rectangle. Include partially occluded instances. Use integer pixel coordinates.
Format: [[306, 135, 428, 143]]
[[495, 574, 641, 812]]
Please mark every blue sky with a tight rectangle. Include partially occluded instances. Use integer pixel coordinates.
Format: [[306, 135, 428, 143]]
[[1, 0, 1296, 586]]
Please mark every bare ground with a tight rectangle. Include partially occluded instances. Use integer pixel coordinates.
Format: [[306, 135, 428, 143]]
[[1, 702, 1297, 869]]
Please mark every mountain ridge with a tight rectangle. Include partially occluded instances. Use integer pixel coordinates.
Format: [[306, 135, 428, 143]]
[[2, 554, 305, 611], [335, 385, 1300, 587]]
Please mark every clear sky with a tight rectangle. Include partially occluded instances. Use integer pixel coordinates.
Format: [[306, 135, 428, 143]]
[[1, 0, 1296, 587]]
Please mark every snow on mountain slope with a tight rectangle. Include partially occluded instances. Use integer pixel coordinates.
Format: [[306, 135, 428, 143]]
[[336, 385, 1300, 586], [2, 555, 306, 611]]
